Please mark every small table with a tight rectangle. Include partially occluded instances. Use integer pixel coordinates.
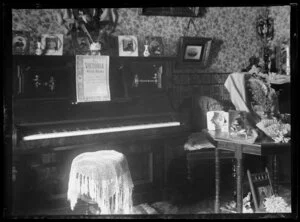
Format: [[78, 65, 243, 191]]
[[204, 130, 290, 213]]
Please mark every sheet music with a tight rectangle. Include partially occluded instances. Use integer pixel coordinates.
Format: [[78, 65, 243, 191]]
[[76, 55, 111, 103]]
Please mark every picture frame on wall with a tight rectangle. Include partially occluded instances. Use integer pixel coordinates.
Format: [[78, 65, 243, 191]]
[[41, 34, 64, 56], [176, 37, 212, 68], [118, 35, 138, 57], [12, 30, 30, 55], [145, 36, 164, 56]]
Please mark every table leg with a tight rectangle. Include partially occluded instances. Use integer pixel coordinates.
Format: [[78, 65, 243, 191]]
[[232, 158, 237, 199], [272, 154, 279, 195], [235, 149, 243, 213], [215, 147, 220, 213]]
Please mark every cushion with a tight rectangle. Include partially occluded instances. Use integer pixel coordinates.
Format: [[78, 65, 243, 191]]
[[197, 96, 224, 114], [193, 96, 225, 131], [184, 132, 215, 151]]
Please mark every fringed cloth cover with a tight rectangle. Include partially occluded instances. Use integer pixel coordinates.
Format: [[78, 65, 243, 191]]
[[67, 150, 134, 214]]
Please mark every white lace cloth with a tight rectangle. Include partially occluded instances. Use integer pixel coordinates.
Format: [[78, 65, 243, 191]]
[[67, 150, 134, 214]]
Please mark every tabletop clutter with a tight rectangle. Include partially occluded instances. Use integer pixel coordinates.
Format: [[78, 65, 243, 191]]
[[207, 71, 291, 144]]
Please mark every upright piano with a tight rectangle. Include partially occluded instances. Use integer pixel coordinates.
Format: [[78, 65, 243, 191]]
[[11, 55, 189, 212]]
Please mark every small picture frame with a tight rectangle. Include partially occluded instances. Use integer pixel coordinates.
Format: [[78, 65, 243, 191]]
[[41, 34, 63, 56], [207, 111, 229, 132], [12, 30, 30, 55], [176, 37, 212, 68], [146, 36, 164, 56], [118, 35, 138, 57]]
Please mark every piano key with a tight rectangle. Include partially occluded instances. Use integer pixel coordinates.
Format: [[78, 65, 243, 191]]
[[23, 121, 181, 141]]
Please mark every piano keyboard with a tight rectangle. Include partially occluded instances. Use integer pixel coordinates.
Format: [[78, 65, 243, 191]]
[[23, 121, 181, 141]]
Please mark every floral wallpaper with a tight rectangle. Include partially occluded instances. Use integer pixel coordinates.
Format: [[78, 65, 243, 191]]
[[12, 6, 290, 73]]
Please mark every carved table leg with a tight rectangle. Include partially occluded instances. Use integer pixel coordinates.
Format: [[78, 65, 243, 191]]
[[232, 158, 237, 199], [272, 154, 279, 195], [235, 148, 243, 213], [215, 147, 220, 213]]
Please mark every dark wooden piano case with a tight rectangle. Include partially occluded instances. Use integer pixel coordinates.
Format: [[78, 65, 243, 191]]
[[11, 55, 189, 214]]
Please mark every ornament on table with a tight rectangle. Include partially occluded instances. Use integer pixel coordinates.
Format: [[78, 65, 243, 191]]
[[229, 110, 258, 143]]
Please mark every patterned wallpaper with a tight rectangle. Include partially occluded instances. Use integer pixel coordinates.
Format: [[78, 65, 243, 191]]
[[12, 6, 290, 73]]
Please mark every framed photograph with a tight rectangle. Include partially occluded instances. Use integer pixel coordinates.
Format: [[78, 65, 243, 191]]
[[140, 7, 207, 17], [207, 111, 229, 132], [176, 37, 212, 68], [12, 30, 30, 55], [145, 36, 164, 56], [118, 35, 138, 57], [41, 34, 64, 56]]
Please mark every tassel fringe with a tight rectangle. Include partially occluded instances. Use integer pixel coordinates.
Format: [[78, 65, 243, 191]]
[[67, 150, 133, 214]]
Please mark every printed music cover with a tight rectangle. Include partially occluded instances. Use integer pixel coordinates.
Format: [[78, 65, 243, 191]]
[[76, 55, 111, 103]]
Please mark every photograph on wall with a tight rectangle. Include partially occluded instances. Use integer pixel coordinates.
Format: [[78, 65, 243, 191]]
[[118, 35, 138, 57], [145, 36, 164, 56], [176, 37, 212, 68], [12, 30, 30, 55], [184, 45, 203, 60], [41, 34, 64, 56]]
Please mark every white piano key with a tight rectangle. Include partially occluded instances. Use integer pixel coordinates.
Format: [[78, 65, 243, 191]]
[[23, 121, 181, 141]]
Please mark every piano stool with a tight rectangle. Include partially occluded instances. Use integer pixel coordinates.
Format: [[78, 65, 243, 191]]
[[67, 150, 134, 215]]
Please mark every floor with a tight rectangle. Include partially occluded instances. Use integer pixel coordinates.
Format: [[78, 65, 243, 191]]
[[134, 184, 292, 215], [12, 182, 291, 218], [11, 156, 292, 218]]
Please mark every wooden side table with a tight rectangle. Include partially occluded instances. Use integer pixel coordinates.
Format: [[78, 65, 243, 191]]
[[204, 130, 291, 213]]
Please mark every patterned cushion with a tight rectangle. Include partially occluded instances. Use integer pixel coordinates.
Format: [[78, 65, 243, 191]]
[[197, 96, 224, 113]]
